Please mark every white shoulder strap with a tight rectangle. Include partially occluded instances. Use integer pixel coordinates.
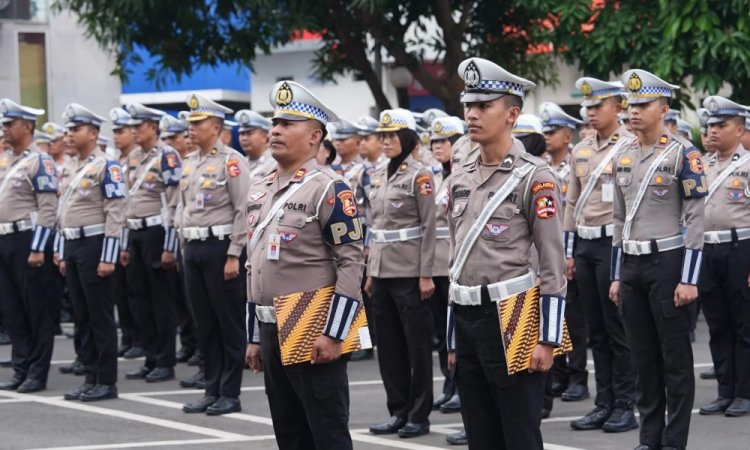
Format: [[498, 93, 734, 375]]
[[705, 153, 750, 203], [450, 163, 535, 282], [574, 136, 633, 223], [58, 156, 106, 217], [0, 152, 37, 196], [622, 141, 681, 241], [128, 151, 162, 197]]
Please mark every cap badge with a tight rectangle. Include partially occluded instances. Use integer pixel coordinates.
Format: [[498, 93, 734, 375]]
[[276, 82, 293, 107], [188, 95, 199, 110], [381, 113, 392, 125], [621, 97, 629, 109], [463, 61, 481, 89], [628, 73, 642, 92], [580, 81, 593, 96], [707, 99, 719, 112], [541, 110, 551, 123], [433, 122, 443, 133], [46, 124, 54, 134]]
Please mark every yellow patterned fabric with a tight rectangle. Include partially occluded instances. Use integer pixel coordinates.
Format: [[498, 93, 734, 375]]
[[274, 286, 369, 366], [497, 286, 573, 375]]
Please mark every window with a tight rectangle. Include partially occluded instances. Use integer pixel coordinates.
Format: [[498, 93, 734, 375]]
[[18, 32, 48, 123], [0, 1, 49, 22]]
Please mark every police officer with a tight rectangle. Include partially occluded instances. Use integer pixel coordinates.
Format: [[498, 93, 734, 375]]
[[428, 116, 464, 414], [160, 114, 190, 157], [446, 57, 567, 449], [365, 108, 436, 439], [244, 80, 365, 450], [540, 102, 589, 404], [512, 114, 546, 157], [0, 99, 59, 393], [698, 95, 750, 417], [234, 109, 275, 183], [610, 69, 706, 450], [742, 118, 750, 151], [58, 103, 126, 402], [331, 119, 364, 180], [120, 103, 181, 383], [564, 78, 638, 432], [178, 93, 250, 415]]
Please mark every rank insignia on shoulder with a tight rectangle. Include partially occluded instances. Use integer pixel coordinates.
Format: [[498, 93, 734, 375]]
[[612, 134, 619, 141], [658, 135, 669, 146], [399, 162, 408, 172], [210, 148, 217, 155], [501, 155, 515, 169], [292, 168, 307, 182]]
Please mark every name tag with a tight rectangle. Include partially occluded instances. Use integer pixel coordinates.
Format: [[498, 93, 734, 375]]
[[267, 233, 281, 260], [602, 182, 613, 203]]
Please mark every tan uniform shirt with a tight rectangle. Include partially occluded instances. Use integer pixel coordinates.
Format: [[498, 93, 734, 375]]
[[247, 150, 277, 185], [354, 155, 387, 229], [58, 148, 126, 238], [704, 145, 750, 231], [451, 135, 480, 165], [0, 144, 58, 229], [367, 154, 436, 278], [564, 126, 633, 232], [125, 142, 182, 223], [178, 140, 251, 256], [433, 172, 452, 277]]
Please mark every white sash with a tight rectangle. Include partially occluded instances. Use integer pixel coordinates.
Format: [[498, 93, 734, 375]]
[[705, 153, 750, 203], [57, 156, 105, 217], [0, 152, 37, 196], [128, 151, 162, 197]]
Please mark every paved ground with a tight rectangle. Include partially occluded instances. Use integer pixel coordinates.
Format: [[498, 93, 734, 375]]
[[0, 316, 747, 450]]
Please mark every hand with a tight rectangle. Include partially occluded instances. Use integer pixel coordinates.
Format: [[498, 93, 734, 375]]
[[53, 252, 60, 267], [674, 283, 698, 307], [161, 251, 176, 270], [97, 262, 116, 277], [447, 351, 456, 373], [310, 335, 342, 364], [609, 281, 620, 305], [119, 250, 130, 267], [528, 344, 554, 373], [224, 256, 240, 280], [565, 258, 576, 280], [28, 251, 44, 268], [364, 276, 374, 298], [363, 246, 370, 259], [419, 277, 435, 300], [59, 261, 66, 276], [246, 344, 263, 373]]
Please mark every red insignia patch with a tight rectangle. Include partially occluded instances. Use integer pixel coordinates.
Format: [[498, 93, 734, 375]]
[[227, 159, 241, 177], [43, 159, 55, 176], [326, 196, 335, 206], [531, 181, 555, 194], [166, 153, 178, 168], [337, 190, 358, 217], [687, 150, 703, 174], [108, 165, 122, 183], [535, 196, 557, 219], [418, 177, 433, 196]]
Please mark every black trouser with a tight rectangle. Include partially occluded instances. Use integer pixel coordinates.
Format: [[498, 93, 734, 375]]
[[548, 280, 588, 389], [372, 277, 433, 424], [577, 236, 635, 408], [170, 266, 197, 352], [620, 248, 694, 449], [431, 276, 455, 396], [455, 287, 545, 450], [113, 262, 139, 349], [126, 226, 175, 369], [700, 240, 750, 399], [260, 322, 352, 450], [0, 231, 58, 384], [182, 238, 245, 398], [65, 235, 118, 385]]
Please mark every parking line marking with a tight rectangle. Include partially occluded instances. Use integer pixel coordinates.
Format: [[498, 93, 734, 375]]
[[119, 393, 275, 426], [27, 436, 276, 450]]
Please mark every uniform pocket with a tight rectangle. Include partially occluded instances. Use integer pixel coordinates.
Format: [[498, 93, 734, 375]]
[[660, 298, 681, 319]]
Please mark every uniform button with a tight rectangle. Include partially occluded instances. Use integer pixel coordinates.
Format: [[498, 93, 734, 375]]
[[257, 269, 261, 274], [505, 209, 513, 218], [473, 213, 478, 219], [477, 187, 483, 191], [468, 275, 474, 281]]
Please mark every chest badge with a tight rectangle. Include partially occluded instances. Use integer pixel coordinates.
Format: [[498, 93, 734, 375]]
[[485, 223, 510, 237]]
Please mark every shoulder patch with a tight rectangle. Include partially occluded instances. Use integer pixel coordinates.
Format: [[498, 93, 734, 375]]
[[531, 181, 555, 194], [416, 172, 434, 196], [32, 154, 58, 193], [323, 181, 363, 246], [535, 195, 557, 219], [678, 146, 707, 199], [160, 148, 182, 186], [102, 160, 126, 199], [227, 159, 241, 177]]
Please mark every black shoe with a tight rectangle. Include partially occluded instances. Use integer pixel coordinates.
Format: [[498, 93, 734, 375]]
[[700, 367, 717, 380], [602, 408, 638, 433], [725, 398, 750, 417], [195, 377, 207, 389], [542, 408, 551, 419], [73, 360, 86, 376], [80, 384, 118, 402], [125, 366, 151, 380], [349, 349, 374, 361], [64, 383, 94, 400], [699, 397, 733, 415], [117, 344, 131, 357], [398, 421, 429, 438], [561, 384, 590, 402], [175, 347, 195, 363], [186, 353, 203, 366], [183, 395, 218, 413], [60, 310, 74, 323], [0, 376, 24, 390], [571, 406, 611, 430], [369, 416, 407, 435], [446, 429, 467, 445], [123, 346, 145, 359], [59, 360, 78, 374], [145, 367, 175, 383], [440, 394, 461, 413], [433, 392, 451, 410], [551, 381, 567, 397], [206, 396, 241, 415], [0, 332, 11, 345], [634, 445, 657, 450], [17, 379, 45, 393], [180, 370, 205, 388]]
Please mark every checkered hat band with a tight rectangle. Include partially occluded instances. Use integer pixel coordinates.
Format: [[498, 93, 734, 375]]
[[587, 88, 621, 98], [193, 107, 226, 119], [711, 108, 746, 117], [630, 86, 673, 97], [279, 102, 328, 123], [473, 80, 524, 97], [435, 125, 461, 135], [545, 119, 577, 129]]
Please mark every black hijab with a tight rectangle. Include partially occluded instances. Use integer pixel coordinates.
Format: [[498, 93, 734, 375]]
[[387, 129, 419, 178]]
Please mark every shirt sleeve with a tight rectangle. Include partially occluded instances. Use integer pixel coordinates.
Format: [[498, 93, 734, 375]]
[[677, 146, 707, 284], [161, 148, 182, 252], [100, 160, 126, 263], [562, 150, 582, 258], [413, 168, 437, 278], [28, 154, 59, 251], [226, 155, 252, 257]]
